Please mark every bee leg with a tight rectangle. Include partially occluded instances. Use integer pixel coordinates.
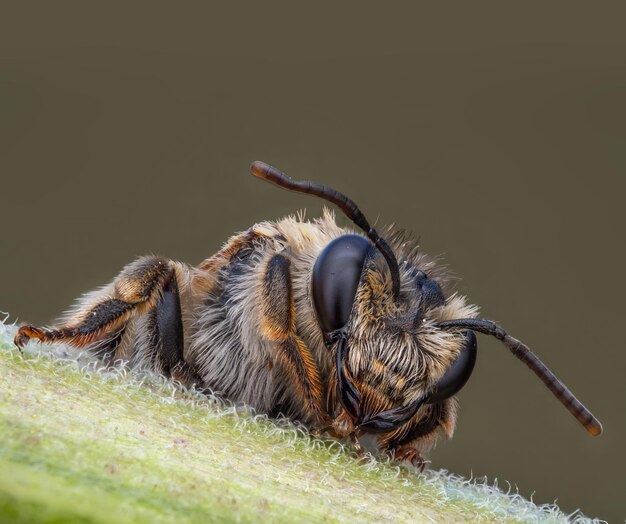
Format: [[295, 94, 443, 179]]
[[260, 254, 326, 426], [381, 401, 449, 472], [394, 447, 427, 472], [14, 256, 170, 351], [14, 256, 205, 388], [14, 256, 174, 350], [12, 256, 203, 390], [14, 297, 137, 350]]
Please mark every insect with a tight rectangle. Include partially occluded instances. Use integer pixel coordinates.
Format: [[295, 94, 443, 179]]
[[14, 161, 602, 469]]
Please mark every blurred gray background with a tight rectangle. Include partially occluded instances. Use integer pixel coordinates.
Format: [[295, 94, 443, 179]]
[[1, 3, 624, 521]]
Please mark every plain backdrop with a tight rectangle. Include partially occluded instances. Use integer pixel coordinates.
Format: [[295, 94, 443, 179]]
[[1, 3, 624, 521]]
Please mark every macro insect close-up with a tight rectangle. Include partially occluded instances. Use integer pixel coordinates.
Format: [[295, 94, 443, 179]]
[[13, 161, 602, 469]]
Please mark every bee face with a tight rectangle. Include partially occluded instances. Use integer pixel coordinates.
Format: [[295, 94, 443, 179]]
[[352, 257, 474, 391], [311, 232, 479, 436]]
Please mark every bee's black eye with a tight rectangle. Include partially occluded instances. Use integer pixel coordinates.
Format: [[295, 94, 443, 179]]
[[312, 234, 370, 333], [428, 330, 477, 403]]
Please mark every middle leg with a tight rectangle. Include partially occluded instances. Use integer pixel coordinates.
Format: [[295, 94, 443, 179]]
[[259, 254, 326, 426]]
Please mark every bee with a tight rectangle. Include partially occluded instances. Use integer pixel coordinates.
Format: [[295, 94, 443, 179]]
[[14, 161, 602, 469]]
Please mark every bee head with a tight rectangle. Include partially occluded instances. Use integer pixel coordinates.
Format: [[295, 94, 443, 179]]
[[311, 231, 478, 434], [251, 161, 602, 438]]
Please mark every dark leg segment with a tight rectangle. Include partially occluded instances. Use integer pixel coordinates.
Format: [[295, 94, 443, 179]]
[[150, 272, 203, 386], [154, 272, 185, 374], [260, 254, 326, 425]]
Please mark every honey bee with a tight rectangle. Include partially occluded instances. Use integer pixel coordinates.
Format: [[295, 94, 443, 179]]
[[14, 161, 602, 469]]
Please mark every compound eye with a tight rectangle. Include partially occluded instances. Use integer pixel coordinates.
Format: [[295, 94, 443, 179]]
[[312, 234, 370, 334], [428, 330, 477, 403]]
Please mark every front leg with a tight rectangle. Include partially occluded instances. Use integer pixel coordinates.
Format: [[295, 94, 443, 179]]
[[379, 400, 453, 472], [259, 254, 326, 426]]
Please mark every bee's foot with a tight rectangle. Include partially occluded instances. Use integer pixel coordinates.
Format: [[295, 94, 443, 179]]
[[310, 426, 328, 439], [14, 325, 46, 349], [395, 447, 428, 472], [349, 433, 367, 460]]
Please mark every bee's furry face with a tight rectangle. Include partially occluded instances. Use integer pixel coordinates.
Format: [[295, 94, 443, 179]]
[[343, 247, 479, 416], [309, 230, 481, 439]]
